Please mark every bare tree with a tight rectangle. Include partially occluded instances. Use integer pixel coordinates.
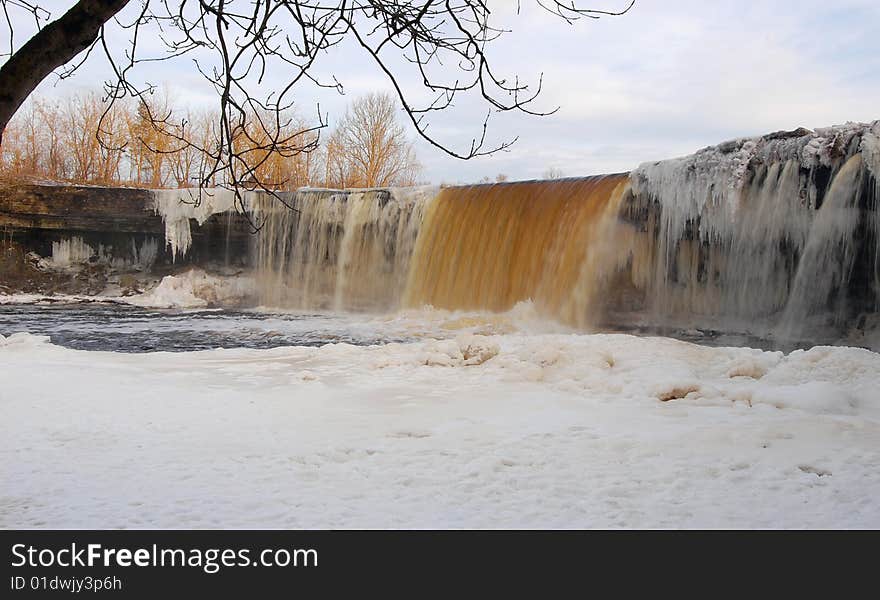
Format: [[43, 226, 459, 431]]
[[36, 97, 67, 179], [0, 1, 634, 207], [232, 106, 320, 190], [167, 108, 207, 188], [126, 90, 178, 187], [62, 92, 103, 182], [0, 100, 38, 176], [322, 128, 351, 188], [542, 167, 565, 179], [1, 96, 65, 180], [329, 92, 419, 188]]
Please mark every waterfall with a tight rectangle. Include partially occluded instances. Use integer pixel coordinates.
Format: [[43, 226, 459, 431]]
[[781, 154, 865, 330], [144, 120, 880, 348], [403, 176, 631, 327], [250, 187, 435, 311]]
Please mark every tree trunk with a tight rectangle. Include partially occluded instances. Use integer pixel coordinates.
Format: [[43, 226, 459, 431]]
[[0, 0, 131, 145]]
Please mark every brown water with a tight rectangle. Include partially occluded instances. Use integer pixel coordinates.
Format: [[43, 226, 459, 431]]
[[403, 176, 631, 327]]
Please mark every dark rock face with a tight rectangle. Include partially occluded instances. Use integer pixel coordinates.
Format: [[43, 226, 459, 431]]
[[0, 184, 160, 233], [0, 183, 253, 294]]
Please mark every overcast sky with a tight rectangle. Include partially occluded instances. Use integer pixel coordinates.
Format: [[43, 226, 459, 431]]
[[11, 0, 880, 184]]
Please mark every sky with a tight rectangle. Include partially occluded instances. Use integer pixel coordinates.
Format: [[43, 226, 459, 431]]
[[6, 0, 880, 184]]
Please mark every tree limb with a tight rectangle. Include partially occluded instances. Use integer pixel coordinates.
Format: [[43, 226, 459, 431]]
[[0, 0, 131, 143]]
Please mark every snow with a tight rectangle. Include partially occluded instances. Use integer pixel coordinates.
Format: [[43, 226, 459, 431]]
[[2, 331, 879, 528], [861, 122, 880, 180], [630, 121, 875, 219]]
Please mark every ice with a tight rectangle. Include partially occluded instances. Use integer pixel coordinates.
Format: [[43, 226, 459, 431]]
[[124, 269, 255, 308], [0, 331, 51, 347], [42, 236, 159, 271], [861, 123, 880, 180], [0, 292, 124, 305], [0, 268, 252, 309], [372, 334, 500, 367], [626, 121, 880, 341], [2, 331, 879, 528], [151, 188, 241, 260], [49, 237, 95, 266]]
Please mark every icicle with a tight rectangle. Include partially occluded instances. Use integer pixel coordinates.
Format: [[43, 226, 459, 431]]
[[50, 237, 95, 266], [151, 188, 240, 260]]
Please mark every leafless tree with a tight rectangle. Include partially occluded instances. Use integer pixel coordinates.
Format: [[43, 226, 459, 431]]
[[327, 92, 419, 188], [0, 0, 634, 212]]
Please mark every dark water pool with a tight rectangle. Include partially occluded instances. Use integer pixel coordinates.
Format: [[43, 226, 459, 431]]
[[1, 301, 872, 354], [0, 302, 416, 352]]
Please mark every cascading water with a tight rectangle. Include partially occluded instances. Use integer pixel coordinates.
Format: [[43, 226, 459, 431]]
[[781, 154, 865, 330], [403, 175, 631, 327], [250, 187, 435, 311]]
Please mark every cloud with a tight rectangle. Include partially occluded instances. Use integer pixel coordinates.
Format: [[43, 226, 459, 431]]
[[420, 0, 880, 181]]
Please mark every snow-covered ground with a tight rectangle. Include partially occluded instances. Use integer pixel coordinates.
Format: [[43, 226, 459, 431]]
[[2, 329, 879, 528]]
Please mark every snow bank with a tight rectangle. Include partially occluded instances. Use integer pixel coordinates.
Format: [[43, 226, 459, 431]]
[[2, 331, 879, 528], [124, 269, 255, 308], [0, 269, 253, 308]]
